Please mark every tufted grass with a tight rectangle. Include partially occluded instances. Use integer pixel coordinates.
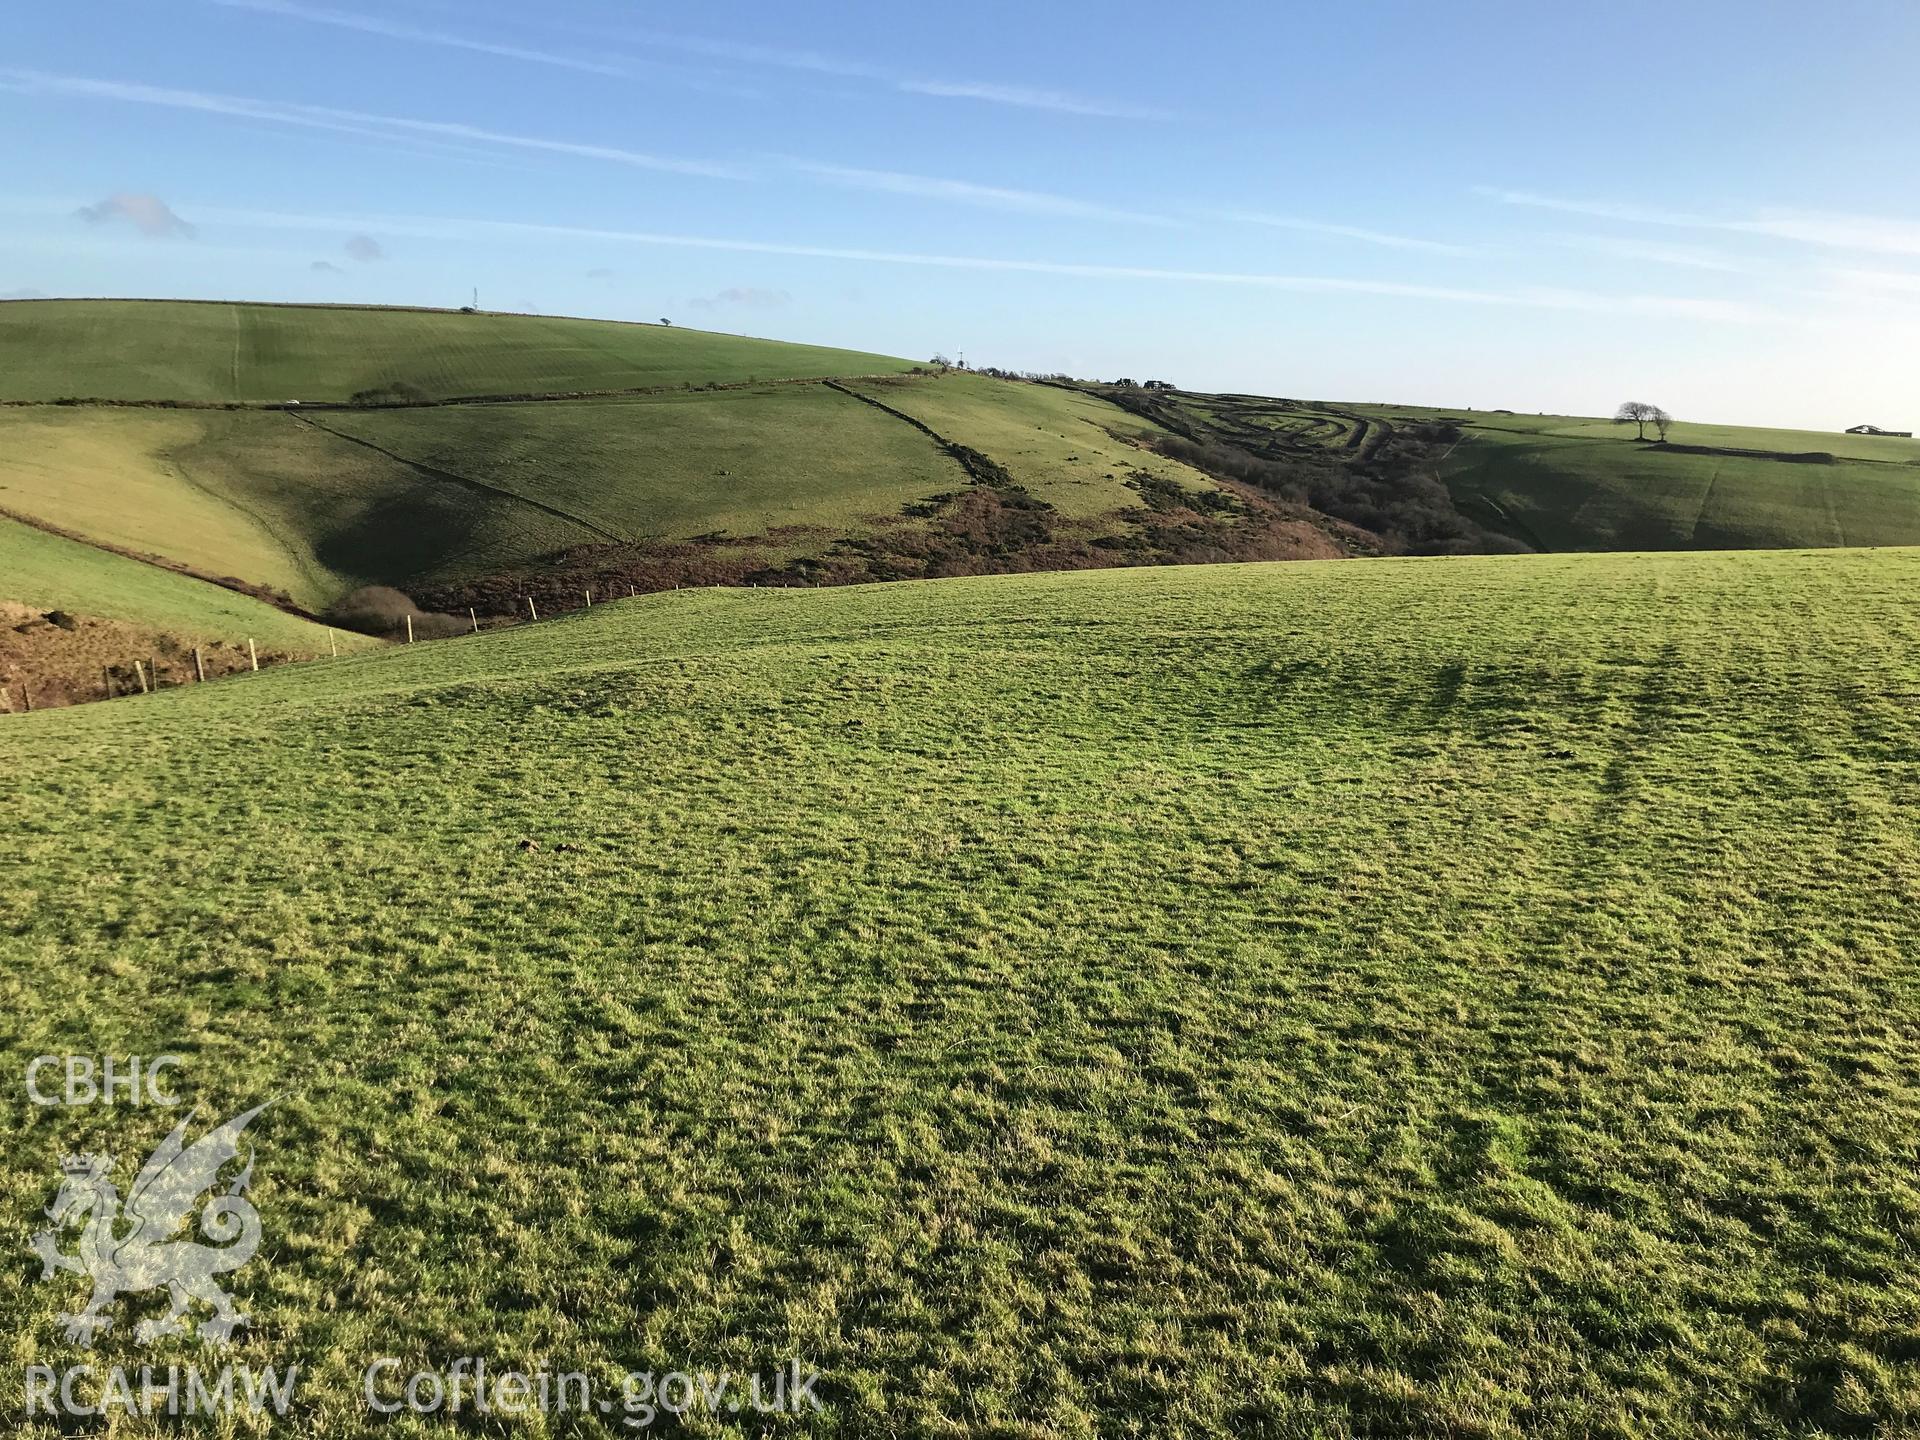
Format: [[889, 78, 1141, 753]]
[[3, 549, 1919, 1436]]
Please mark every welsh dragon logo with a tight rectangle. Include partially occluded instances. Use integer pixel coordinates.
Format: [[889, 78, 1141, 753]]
[[29, 1101, 271, 1347]]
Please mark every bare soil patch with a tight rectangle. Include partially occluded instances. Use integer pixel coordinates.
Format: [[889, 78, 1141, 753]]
[[0, 600, 293, 711]]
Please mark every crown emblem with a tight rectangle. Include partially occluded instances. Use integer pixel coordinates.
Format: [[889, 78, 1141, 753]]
[[33, 1100, 273, 1348]]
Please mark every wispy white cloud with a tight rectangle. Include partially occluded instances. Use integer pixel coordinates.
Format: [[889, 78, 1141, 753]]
[[178, 203, 1763, 321], [1743, 210, 1920, 258], [577, 25, 883, 80], [76, 192, 196, 238], [1481, 186, 1920, 259], [1547, 233, 1762, 275], [574, 19, 1165, 116], [207, 0, 764, 98], [897, 79, 1167, 120], [7, 66, 1187, 225], [1509, 287, 1767, 324], [1820, 266, 1920, 299], [1474, 187, 1705, 227], [158, 112, 552, 172], [0, 69, 746, 178], [689, 286, 791, 311], [30, 186, 1764, 324], [303, 7, 1160, 120], [206, 0, 626, 76], [791, 161, 1177, 226], [1223, 212, 1481, 256]]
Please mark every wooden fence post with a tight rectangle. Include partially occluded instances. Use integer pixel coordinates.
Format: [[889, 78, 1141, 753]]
[[469, 607, 479, 634], [149, 656, 159, 688], [527, 597, 538, 621], [405, 614, 415, 644], [103, 666, 114, 699], [328, 628, 338, 658], [193, 647, 206, 683], [20, 681, 31, 713], [248, 639, 258, 672], [134, 660, 149, 694], [584, 589, 593, 607]]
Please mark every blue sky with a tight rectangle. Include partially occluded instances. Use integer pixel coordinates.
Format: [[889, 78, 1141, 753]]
[[4, 0, 1918, 428]]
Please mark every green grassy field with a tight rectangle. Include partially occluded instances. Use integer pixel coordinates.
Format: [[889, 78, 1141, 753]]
[[0, 376, 1232, 611], [1090, 386, 1920, 556], [0, 513, 375, 652], [1348, 406, 1920, 551], [0, 306, 1247, 624], [318, 384, 965, 544], [1379, 410, 1920, 466], [0, 300, 919, 404], [8, 297, 1920, 689], [0, 406, 601, 608], [5, 549, 1917, 1436], [843, 374, 1221, 521]]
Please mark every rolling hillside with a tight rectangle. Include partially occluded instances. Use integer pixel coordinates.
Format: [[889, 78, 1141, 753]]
[[0, 302, 1339, 705], [5, 549, 1919, 1434], [1105, 384, 1920, 554], [8, 298, 1920, 712], [1417, 408, 1920, 551], [0, 298, 920, 403]]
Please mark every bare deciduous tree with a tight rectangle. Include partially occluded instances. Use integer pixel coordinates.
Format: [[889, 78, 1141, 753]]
[[1614, 400, 1669, 441], [1652, 407, 1673, 441]]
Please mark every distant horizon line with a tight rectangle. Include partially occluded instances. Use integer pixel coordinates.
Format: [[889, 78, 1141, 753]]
[[0, 293, 1901, 437]]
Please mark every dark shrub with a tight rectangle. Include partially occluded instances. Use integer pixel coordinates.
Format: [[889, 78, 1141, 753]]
[[324, 586, 465, 638], [348, 381, 431, 406]]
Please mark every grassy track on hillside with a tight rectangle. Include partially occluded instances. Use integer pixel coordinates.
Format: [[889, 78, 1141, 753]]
[[0, 300, 919, 403], [847, 374, 1218, 520], [0, 513, 375, 651], [5, 551, 1918, 1436]]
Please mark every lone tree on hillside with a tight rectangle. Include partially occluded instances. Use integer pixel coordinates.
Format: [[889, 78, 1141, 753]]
[[1615, 400, 1672, 441]]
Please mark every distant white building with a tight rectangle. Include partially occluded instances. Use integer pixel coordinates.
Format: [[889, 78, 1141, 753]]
[[1846, 423, 1912, 437]]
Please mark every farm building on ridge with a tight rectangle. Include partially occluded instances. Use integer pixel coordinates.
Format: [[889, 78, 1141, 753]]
[[1846, 423, 1913, 437]]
